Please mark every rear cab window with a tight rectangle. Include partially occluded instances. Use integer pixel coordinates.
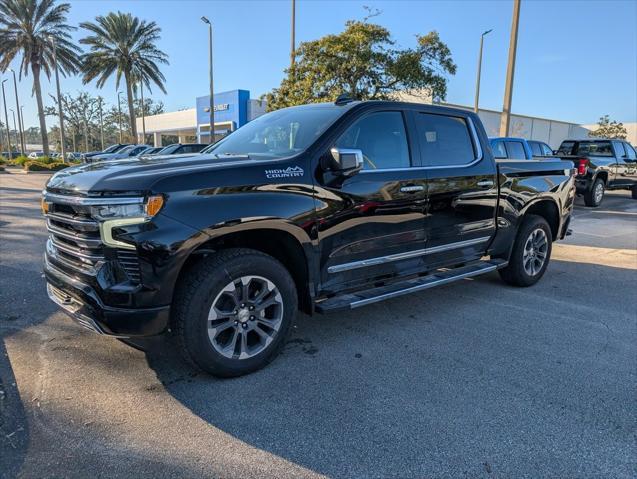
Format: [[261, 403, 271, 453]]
[[491, 141, 507, 159], [415, 113, 477, 166], [529, 142, 542, 157], [557, 141, 575, 155], [576, 141, 614, 157]]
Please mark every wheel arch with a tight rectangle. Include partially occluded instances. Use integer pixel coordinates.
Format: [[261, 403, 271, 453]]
[[521, 198, 561, 240], [176, 224, 315, 314]]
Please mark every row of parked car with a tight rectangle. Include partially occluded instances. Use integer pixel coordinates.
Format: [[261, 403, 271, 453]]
[[83, 143, 210, 162], [489, 136, 637, 206]]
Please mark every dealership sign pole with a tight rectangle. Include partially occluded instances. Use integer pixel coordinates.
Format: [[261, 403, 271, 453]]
[[1, 80, 11, 160]]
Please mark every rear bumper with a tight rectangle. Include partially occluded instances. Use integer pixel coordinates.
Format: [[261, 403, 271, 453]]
[[44, 257, 170, 337]]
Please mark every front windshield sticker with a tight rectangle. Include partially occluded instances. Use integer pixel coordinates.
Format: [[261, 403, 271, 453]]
[[265, 166, 304, 179]]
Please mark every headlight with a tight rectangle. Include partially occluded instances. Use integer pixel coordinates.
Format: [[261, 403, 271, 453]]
[[90, 195, 164, 220]]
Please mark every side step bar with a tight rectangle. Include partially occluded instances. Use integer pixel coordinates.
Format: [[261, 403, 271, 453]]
[[315, 258, 508, 313]]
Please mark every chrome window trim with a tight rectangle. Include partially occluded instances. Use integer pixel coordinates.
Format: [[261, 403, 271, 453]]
[[327, 236, 491, 273], [43, 192, 144, 206], [357, 116, 484, 174]]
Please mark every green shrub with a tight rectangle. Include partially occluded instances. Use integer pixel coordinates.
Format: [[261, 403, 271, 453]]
[[12, 155, 30, 166], [24, 161, 68, 172]]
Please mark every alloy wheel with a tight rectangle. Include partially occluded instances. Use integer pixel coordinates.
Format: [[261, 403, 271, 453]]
[[523, 228, 548, 276], [207, 275, 284, 359]]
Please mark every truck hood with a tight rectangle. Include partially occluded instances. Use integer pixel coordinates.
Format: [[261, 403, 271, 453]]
[[46, 153, 262, 194]]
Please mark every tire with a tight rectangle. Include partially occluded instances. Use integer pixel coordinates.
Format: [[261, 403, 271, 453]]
[[583, 177, 605, 207], [499, 215, 553, 287], [173, 248, 297, 377], [631, 186, 637, 200]]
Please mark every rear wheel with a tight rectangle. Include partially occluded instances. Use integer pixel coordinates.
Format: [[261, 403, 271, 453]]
[[499, 215, 552, 287], [584, 177, 605, 207], [173, 248, 297, 377]]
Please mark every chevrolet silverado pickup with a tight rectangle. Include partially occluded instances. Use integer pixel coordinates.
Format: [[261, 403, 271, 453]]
[[556, 138, 637, 206], [43, 99, 575, 377]]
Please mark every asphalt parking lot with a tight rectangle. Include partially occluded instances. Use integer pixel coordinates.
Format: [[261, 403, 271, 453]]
[[1, 172, 636, 479]]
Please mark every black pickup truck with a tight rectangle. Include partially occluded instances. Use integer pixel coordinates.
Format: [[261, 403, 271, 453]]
[[42, 99, 575, 377], [555, 138, 637, 206]]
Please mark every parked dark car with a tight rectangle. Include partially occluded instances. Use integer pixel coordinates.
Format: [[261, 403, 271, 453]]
[[140, 147, 164, 156], [42, 99, 575, 377], [155, 143, 208, 156], [555, 138, 637, 206], [83, 144, 131, 160], [88, 145, 152, 162]]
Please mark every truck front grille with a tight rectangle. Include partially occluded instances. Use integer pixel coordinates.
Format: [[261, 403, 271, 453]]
[[44, 193, 142, 283], [46, 206, 105, 275]]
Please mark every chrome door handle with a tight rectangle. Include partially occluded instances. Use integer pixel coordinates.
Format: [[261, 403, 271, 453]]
[[477, 179, 494, 188], [400, 185, 425, 193]]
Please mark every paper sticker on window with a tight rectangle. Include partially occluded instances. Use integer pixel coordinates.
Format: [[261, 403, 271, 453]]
[[425, 131, 437, 142]]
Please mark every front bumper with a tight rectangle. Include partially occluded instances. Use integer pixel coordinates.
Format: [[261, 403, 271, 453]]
[[45, 257, 170, 337]]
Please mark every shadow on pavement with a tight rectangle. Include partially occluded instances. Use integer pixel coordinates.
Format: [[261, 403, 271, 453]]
[[141, 258, 636, 478]]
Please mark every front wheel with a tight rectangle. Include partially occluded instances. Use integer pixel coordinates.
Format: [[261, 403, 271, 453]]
[[499, 215, 553, 287], [173, 248, 297, 377], [584, 178, 605, 207]]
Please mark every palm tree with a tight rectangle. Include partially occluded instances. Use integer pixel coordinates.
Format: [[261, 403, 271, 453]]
[[80, 12, 168, 140], [0, 0, 81, 155]]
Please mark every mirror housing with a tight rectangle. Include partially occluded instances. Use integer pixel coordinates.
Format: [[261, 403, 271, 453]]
[[330, 147, 363, 176]]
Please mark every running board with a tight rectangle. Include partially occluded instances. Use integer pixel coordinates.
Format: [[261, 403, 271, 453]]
[[315, 259, 508, 313]]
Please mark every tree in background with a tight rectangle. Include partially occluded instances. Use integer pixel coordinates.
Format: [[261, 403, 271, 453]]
[[80, 12, 168, 139], [588, 115, 627, 140], [0, 0, 82, 155], [265, 19, 456, 110]]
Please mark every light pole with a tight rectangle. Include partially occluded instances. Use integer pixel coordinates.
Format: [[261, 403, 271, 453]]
[[290, 0, 296, 68], [117, 91, 124, 143], [201, 16, 215, 144], [500, 0, 521, 136], [20, 105, 25, 134], [1, 79, 11, 159], [9, 108, 18, 152], [98, 97, 104, 150], [140, 80, 147, 144], [474, 29, 492, 114], [9, 69, 25, 155], [49, 36, 67, 162]]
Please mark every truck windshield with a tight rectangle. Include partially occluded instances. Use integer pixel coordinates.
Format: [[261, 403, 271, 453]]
[[203, 105, 344, 159]]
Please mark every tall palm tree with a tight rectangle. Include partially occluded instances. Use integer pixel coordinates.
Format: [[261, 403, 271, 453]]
[[0, 0, 81, 155], [80, 12, 168, 140]]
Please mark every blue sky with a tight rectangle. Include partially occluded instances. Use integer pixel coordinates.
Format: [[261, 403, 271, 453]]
[[4, 0, 637, 129]]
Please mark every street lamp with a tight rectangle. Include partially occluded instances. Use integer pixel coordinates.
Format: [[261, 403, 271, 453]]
[[474, 29, 492, 114], [98, 97, 105, 150], [9, 108, 18, 152], [1, 79, 12, 160], [8, 69, 25, 155], [49, 36, 67, 162], [290, 0, 296, 68], [201, 16, 215, 144], [117, 91, 124, 143]]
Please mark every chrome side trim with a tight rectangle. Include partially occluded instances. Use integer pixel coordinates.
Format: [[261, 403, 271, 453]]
[[327, 236, 491, 273], [350, 263, 499, 309], [43, 192, 144, 206]]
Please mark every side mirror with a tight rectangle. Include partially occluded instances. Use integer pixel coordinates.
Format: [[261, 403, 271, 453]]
[[330, 147, 363, 176]]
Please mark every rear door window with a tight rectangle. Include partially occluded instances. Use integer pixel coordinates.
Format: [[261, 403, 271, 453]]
[[529, 142, 542, 157], [624, 143, 637, 160], [505, 141, 526, 159], [415, 113, 476, 166]]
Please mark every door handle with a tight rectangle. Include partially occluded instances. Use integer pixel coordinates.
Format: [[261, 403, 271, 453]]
[[477, 179, 494, 188], [400, 185, 425, 193]]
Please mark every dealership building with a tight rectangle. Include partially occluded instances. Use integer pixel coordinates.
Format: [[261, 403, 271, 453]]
[[137, 88, 633, 148]]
